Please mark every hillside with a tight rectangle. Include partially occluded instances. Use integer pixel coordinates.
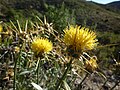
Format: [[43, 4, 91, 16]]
[[0, 0, 120, 33], [106, 1, 120, 9], [63, 0, 120, 33]]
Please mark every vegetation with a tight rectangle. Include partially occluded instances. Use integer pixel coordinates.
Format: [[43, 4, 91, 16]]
[[0, 0, 120, 90]]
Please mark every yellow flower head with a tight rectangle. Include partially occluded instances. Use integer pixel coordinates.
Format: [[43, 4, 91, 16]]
[[0, 25, 3, 32], [32, 37, 53, 55], [64, 25, 98, 54], [85, 56, 98, 72]]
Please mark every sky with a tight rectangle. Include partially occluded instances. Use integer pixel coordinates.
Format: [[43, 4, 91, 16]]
[[87, 0, 120, 4]]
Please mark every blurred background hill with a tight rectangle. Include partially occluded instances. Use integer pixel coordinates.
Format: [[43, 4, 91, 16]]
[[0, 0, 120, 33]]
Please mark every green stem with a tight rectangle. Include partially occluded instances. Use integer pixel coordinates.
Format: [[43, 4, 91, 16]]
[[13, 54, 18, 90], [37, 58, 40, 84], [55, 58, 73, 90]]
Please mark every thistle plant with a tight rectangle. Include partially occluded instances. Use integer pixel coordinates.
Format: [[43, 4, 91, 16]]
[[31, 37, 53, 84], [55, 25, 98, 89], [85, 56, 98, 72], [77, 55, 98, 89], [32, 37, 53, 56], [1, 16, 119, 90]]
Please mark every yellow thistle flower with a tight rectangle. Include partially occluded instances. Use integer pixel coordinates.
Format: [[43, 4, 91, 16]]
[[0, 25, 2, 32], [85, 56, 98, 72], [64, 25, 98, 54], [32, 37, 52, 55]]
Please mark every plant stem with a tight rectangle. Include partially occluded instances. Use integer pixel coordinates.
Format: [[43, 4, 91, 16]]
[[37, 58, 40, 84], [100, 73, 114, 90], [13, 53, 18, 90], [77, 73, 89, 90], [110, 81, 119, 90], [55, 58, 73, 90], [100, 79, 108, 90]]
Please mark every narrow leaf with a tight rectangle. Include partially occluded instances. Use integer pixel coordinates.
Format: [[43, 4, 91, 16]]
[[63, 80, 71, 90], [31, 82, 43, 90], [19, 71, 31, 75]]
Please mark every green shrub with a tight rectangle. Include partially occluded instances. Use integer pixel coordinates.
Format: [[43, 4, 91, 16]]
[[44, 3, 76, 33]]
